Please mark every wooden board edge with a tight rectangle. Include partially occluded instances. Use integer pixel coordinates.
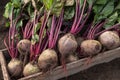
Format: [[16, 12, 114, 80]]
[[0, 51, 10, 80]]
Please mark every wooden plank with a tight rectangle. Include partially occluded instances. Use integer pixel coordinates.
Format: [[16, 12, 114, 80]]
[[0, 51, 10, 80], [18, 47, 120, 80], [1, 47, 120, 80]]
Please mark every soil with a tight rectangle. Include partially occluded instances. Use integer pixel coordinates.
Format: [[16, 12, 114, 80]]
[[0, 0, 9, 49], [0, 1, 120, 80]]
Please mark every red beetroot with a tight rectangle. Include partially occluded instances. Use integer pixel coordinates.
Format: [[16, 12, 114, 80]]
[[99, 31, 120, 49], [58, 0, 92, 57], [4, 15, 23, 77], [38, 10, 64, 71]]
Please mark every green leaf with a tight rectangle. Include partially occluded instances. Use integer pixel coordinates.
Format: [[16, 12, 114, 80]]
[[107, 12, 118, 23], [31, 23, 41, 44], [80, 0, 84, 8], [100, 1, 114, 17], [51, 0, 64, 17], [93, 0, 114, 24], [118, 17, 120, 23], [95, 0, 107, 5], [31, 34, 39, 45], [40, 0, 43, 3], [87, 0, 94, 5], [34, 23, 41, 33], [115, 1, 120, 10], [42, 0, 64, 17], [42, 0, 53, 10], [3, 2, 13, 18], [14, 9, 21, 19], [16, 19, 23, 29], [117, 11, 120, 23], [64, 6, 75, 20], [65, 0, 75, 6], [43, 29, 46, 38], [104, 12, 118, 29], [47, 17, 52, 29], [27, 3, 34, 20], [5, 22, 10, 27], [11, 0, 21, 8], [93, 4, 103, 13]]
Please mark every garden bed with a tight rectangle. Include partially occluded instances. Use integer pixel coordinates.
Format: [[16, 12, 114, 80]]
[[1, 47, 120, 80]]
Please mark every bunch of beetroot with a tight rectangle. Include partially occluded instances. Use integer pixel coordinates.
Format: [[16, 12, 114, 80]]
[[3, 0, 120, 79]]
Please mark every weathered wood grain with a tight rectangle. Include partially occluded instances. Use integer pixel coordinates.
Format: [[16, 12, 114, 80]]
[[0, 51, 10, 80]]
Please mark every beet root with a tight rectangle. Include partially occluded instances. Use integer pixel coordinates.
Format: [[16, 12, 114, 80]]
[[81, 40, 102, 56], [99, 31, 120, 49], [8, 58, 22, 77], [65, 54, 79, 63], [23, 62, 40, 76], [58, 33, 78, 57], [17, 39, 31, 55], [38, 49, 58, 71]]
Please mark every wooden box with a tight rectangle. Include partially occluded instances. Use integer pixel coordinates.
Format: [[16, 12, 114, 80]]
[[1, 47, 120, 80]]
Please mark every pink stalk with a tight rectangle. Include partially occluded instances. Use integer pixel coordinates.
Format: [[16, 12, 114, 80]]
[[4, 7, 25, 59], [73, 0, 87, 33], [70, 0, 91, 35], [70, 0, 80, 32], [36, 11, 51, 54], [87, 22, 101, 39], [40, 33, 49, 52], [95, 23, 120, 37], [23, 21, 33, 39], [36, 12, 47, 54], [30, 34, 48, 61], [82, 22, 93, 38], [53, 10, 64, 48], [75, 5, 93, 34], [4, 16, 18, 58], [86, 21, 106, 39], [91, 21, 106, 39], [30, 11, 50, 61], [49, 15, 55, 48], [48, 10, 64, 49], [4, 37, 13, 58]]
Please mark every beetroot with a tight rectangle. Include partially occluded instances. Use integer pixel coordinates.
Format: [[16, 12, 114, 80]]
[[99, 31, 120, 49], [23, 62, 40, 76], [80, 21, 106, 56], [8, 58, 22, 77], [58, 33, 77, 57], [17, 39, 31, 55], [66, 54, 79, 63], [81, 40, 102, 56], [4, 14, 23, 77], [58, 0, 92, 57], [38, 11, 64, 71], [38, 49, 58, 71], [17, 21, 33, 55]]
